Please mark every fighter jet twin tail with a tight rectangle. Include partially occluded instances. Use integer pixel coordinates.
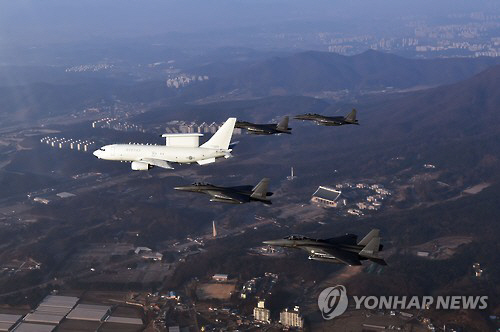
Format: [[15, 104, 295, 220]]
[[264, 229, 386, 266]]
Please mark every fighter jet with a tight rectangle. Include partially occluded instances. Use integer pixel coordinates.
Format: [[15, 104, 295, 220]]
[[235, 116, 291, 135], [174, 178, 272, 204], [263, 229, 386, 266], [93, 118, 236, 170], [294, 109, 359, 126]]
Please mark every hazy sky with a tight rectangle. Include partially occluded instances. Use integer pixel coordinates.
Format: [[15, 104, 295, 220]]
[[0, 0, 497, 46]]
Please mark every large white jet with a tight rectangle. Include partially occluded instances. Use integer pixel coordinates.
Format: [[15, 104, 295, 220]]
[[93, 118, 237, 170]]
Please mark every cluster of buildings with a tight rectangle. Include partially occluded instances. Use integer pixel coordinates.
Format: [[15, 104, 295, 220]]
[[0, 258, 41, 277], [166, 74, 209, 88], [40, 136, 95, 152], [0, 295, 142, 331], [240, 272, 278, 300], [313, 12, 500, 58], [164, 121, 242, 135], [311, 182, 391, 216], [92, 118, 145, 132], [236, 272, 304, 329], [65, 63, 113, 72], [252, 301, 304, 329]]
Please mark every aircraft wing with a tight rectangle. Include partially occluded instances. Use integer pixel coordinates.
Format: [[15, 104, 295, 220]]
[[140, 158, 174, 169], [206, 190, 250, 203], [307, 247, 362, 266]]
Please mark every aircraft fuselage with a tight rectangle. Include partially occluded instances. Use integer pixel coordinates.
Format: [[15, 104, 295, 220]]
[[93, 144, 228, 164]]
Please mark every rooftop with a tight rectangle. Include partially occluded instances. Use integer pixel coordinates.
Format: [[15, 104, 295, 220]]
[[0, 314, 22, 324], [11, 323, 56, 332], [23, 312, 65, 325], [66, 304, 111, 321], [39, 295, 79, 309], [312, 186, 341, 202], [106, 316, 143, 325], [0, 322, 14, 332]]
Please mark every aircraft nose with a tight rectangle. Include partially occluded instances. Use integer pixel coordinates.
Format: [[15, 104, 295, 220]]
[[93, 150, 101, 158], [263, 239, 282, 246], [173, 186, 189, 191]]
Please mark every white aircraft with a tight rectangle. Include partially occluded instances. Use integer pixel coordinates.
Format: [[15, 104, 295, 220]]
[[93, 118, 237, 170]]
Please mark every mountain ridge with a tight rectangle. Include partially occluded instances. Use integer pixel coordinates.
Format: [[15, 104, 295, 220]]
[[223, 50, 500, 96]]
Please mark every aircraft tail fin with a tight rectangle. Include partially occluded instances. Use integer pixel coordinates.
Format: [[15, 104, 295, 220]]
[[359, 237, 386, 266], [251, 178, 271, 200], [359, 237, 380, 256], [358, 229, 379, 246], [277, 116, 289, 131], [201, 118, 236, 150], [344, 109, 358, 123]]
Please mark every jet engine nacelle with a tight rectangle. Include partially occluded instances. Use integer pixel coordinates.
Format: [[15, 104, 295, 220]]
[[131, 161, 151, 171]]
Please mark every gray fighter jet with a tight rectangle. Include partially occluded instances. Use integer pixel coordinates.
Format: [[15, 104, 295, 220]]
[[235, 116, 291, 135], [263, 229, 386, 266], [174, 178, 272, 204], [294, 109, 359, 126]]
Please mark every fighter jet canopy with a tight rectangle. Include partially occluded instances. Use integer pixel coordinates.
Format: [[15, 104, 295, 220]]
[[284, 235, 309, 240]]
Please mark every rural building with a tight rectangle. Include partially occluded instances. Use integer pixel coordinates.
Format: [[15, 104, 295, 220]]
[[311, 186, 342, 207], [212, 274, 229, 282]]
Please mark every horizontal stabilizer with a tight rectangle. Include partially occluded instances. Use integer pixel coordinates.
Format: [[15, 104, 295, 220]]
[[229, 141, 239, 149]]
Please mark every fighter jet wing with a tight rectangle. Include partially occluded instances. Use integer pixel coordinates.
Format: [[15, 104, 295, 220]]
[[206, 190, 250, 203], [140, 158, 174, 169], [307, 247, 362, 266]]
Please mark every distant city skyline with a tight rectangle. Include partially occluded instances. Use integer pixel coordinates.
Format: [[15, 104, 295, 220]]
[[0, 0, 498, 47]]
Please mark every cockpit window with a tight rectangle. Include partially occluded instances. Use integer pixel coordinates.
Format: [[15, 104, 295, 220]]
[[284, 235, 308, 240]]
